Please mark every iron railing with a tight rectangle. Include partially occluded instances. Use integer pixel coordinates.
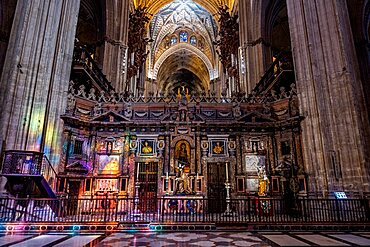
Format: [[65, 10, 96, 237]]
[[0, 197, 368, 224], [72, 46, 114, 92], [253, 51, 294, 96], [1, 150, 58, 192]]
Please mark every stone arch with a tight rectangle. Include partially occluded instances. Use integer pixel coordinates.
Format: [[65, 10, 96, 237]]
[[262, 0, 291, 65], [171, 135, 195, 148], [151, 43, 216, 80], [77, 0, 104, 48], [365, 0, 370, 41], [346, 0, 370, 122]]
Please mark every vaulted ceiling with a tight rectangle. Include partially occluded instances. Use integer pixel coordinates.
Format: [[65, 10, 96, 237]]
[[133, 0, 236, 17], [145, 0, 223, 95]]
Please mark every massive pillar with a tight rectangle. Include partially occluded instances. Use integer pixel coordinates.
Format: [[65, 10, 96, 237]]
[[102, 0, 130, 92], [287, 0, 370, 195], [239, 0, 267, 94], [0, 0, 80, 164]]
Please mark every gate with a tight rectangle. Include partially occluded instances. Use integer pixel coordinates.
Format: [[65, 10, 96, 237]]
[[207, 162, 226, 213], [136, 162, 158, 213]]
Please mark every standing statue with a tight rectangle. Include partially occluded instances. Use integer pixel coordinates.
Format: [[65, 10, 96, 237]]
[[257, 166, 270, 196], [175, 166, 192, 195], [175, 142, 190, 172], [174, 141, 193, 195]]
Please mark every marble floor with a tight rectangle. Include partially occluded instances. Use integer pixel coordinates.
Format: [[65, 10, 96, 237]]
[[0, 231, 369, 246]]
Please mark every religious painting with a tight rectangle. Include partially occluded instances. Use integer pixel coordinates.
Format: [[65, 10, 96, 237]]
[[139, 139, 155, 156], [245, 155, 265, 173], [175, 140, 191, 173], [246, 178, 259, 192], [97, 138, 121, 154], [98, 155, 120, 174], [210, 140, 227, 156], [96, 178, 118, 192]]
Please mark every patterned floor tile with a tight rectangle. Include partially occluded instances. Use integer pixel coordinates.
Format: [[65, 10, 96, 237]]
[[4, 231, 370, 246], [11, 235, 68, 247], [189, 240, 215, 246], [210, 236, 234, 242], [262, 234, 310, 246], [296, 234, 349, 246], [329, 234, 370, 246]]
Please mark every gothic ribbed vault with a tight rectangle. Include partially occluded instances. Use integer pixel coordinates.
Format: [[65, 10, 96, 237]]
[[133, 0, 236, 17], [147, 0, 219, 95]]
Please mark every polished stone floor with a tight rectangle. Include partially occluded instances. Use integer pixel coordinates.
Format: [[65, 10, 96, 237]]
[[0, 231, 370, 246]]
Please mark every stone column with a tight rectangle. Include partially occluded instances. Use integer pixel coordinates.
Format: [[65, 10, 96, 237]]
[[102, 0, 130, 92], [0, 0, 80, 161], [238, 0, 248, 93], [196, 133, 201, 174], [239, 0, 267, 94], [287, 0, 370, 195], [0, 0, 80, 195]]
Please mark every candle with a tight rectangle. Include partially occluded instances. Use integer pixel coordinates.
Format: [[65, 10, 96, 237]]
[[225, 162, 229, 181], [136, 163, 140, 180], [196, 173, 199, 180], [166, 172, 169, 179], [131, 52, 135, 65]]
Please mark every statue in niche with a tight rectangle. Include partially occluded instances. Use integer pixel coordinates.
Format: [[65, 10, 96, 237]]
[[177, 85, 189, 107], [174, 141, 193, 195], [174, 165, 193, 195], [175, 141, 190, 173], [257, 165, 269, 196]]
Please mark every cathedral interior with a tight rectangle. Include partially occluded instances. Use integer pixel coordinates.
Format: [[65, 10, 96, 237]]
[[0, 0, 369, 229]]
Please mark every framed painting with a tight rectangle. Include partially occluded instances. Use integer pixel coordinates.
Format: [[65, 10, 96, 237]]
[[139, 139, 156, 156], [98, 155, 120, 174], [210, 139, 227, 156]]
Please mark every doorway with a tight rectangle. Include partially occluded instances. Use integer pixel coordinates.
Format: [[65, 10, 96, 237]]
[[207, 162, 226, 213], [66, 180, 81, 216], [136, 162, 158, 213]]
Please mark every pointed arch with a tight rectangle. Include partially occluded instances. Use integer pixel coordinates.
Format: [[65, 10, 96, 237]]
[[150, 43, 217, 80]]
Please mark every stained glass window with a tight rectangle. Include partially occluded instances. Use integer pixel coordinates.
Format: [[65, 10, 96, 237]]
[[171, 36, 177, 45], [190, 36, 197, 45], [180, 31, 188, 42]]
